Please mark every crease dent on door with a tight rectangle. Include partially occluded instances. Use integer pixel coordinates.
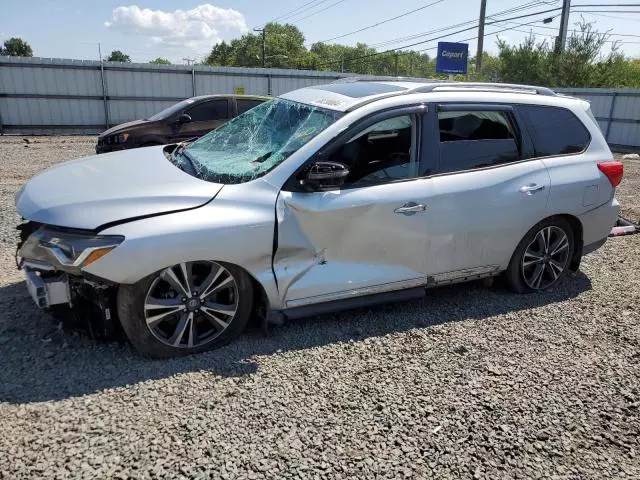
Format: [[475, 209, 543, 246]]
[[274, 191, 381, 304]]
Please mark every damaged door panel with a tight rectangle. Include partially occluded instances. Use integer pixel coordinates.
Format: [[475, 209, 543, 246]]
[[274, 179, 433, 307]]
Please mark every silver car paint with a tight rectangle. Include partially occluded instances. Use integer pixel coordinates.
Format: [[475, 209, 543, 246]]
[[15, 146, 223, 229], [21, 86, 619, 312]]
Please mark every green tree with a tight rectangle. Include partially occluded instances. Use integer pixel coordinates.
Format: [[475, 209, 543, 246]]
[[205, 23, 306, 69], [495, 19, 640, 88], [0, 37, 33, 57], [496, 34, 550, 85], [149, 57, 171, 64], [107, 50, 131, 62]]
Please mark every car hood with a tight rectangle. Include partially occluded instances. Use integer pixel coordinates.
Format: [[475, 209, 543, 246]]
[[16, 146, 223, 230], [99, 119, 151, 138]]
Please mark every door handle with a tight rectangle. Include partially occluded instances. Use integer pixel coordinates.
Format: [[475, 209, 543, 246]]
[[394, 202, 426, 215], [519, 183, 546, 195]]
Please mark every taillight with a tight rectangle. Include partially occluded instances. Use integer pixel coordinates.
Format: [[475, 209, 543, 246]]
[[598, 161, 624, 188]]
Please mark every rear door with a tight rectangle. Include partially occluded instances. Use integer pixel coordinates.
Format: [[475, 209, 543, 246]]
[[423, 103, 551, 279]]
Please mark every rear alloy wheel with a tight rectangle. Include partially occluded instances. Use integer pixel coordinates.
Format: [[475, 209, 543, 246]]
[[521, 226, 571, 290], [118, 261, 253, 358], [506, 218, 574, 293]]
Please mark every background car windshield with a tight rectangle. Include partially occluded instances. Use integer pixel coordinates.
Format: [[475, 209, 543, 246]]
[[183, 98, 342, 184], [147, 99, 195, 120]]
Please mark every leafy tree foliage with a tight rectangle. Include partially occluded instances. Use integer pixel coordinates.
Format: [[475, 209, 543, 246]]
[[107, 50, 131, 62], [202, 21, 640, 88], [149, 57, 171, 64], [0, 37, 33, 57]]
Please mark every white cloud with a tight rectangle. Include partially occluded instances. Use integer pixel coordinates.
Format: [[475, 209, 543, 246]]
[[105, 4, 248, 53]]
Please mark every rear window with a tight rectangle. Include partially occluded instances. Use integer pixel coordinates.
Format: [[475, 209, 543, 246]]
[[517, 105, 590, 157]]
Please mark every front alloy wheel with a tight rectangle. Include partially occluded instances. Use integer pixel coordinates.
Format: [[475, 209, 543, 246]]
[[145, 261, 239, 349], [118, 261, 253, 358]]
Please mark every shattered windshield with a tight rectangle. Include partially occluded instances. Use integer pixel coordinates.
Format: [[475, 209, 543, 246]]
[[180, 98, 343, 184]]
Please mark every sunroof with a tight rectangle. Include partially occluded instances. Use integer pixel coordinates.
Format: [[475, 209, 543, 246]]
[[313, 82, 408, 98]]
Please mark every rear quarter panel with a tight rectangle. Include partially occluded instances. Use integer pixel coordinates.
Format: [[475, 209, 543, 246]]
[[537, 101, 618, 245]]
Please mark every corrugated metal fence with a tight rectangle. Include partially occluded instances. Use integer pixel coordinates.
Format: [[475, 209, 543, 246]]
[[0, 56, 349, 135], [556, 88, 640, 149], [1, 57, 639, 147]]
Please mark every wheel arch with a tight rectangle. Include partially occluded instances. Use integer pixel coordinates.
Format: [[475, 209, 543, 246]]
[[517, 213, 583, 272], [550, 214, 583, 271]]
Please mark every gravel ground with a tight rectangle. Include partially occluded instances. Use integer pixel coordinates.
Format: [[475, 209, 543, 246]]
[[0, 136, 639, 479]]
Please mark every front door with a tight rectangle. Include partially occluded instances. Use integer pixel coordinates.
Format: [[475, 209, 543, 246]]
[[173, 99, 230, 141], [274, 110, 434, 308]]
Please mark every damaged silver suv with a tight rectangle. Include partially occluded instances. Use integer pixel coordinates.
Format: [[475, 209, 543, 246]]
[[16, 80, 622, 357]]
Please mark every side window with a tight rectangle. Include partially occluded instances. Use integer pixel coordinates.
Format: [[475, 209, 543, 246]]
[[517, 105, 590, 157], [328, 115, 415, 187], [186, 100, 229, 122], [237, 99, 264, 115], [437, 109, 520, 174]]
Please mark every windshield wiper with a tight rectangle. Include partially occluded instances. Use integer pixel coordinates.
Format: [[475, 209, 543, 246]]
[[172, 143, 198, 173]]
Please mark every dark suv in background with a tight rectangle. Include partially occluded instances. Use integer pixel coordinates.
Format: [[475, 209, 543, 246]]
[[96, 94, 268, 154]]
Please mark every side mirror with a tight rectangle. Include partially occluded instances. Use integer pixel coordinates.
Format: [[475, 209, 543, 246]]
[[177, 113, 192, 124], [304, 161, 349, 190]]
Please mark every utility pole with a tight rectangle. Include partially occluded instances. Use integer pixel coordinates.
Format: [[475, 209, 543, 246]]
[[183, 58, 195, 65], [261, 29, 266, 68], [476, 0, 487, 77], [98, 42, 103, 62], [254, 28, 266, 68], [394, 53, 399, 77], [556, 0, 571, 52]]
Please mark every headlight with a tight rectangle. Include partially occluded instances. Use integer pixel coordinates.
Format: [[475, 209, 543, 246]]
[[109, 133, 129, 144], [19, 228, 124, 273]]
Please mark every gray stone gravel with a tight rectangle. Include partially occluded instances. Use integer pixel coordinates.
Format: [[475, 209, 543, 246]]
[[0, 136, 639, 479]]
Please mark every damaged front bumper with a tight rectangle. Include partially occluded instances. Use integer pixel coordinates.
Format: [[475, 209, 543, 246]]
[[17, 222, 122, 337], [24, 268, 71, 308]]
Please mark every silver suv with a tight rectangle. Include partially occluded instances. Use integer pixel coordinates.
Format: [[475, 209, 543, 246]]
[[16, 80, 623, 358]]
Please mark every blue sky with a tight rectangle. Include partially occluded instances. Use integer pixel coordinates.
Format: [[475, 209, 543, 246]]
[[1, 1, 639, 64]]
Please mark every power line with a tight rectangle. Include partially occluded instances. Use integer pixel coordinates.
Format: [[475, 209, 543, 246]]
[[317, 6, 564, 68], [291, 0, 349, 23], [256, 0, 331, 28], [573, 9, 640, 12], [319, 0, 446, 43], [500, 23, 640, 44], [579, 10, 640, 21], [499, 18, 640, 39], [368, 1, 555, 50], [414, 17, 561, 54]]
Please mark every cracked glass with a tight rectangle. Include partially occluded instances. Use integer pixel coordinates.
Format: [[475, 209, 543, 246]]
[[180, 98, 343, 184]]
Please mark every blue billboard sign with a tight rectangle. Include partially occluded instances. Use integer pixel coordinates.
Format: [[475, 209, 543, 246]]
[[436, 42, 469, 75]]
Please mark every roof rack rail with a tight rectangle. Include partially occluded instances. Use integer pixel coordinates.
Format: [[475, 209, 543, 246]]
[[332, 75, 445, 84], [413, 82, 556, 96]]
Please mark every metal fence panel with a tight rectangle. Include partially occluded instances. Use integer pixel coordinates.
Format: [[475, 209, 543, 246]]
[[1, 57, 639, 148], [557, 88, 640, 148]]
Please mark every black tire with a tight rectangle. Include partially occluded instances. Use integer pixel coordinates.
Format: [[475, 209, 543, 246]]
[[505, 217, 575, 294], [117, 262, 253, 358]]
